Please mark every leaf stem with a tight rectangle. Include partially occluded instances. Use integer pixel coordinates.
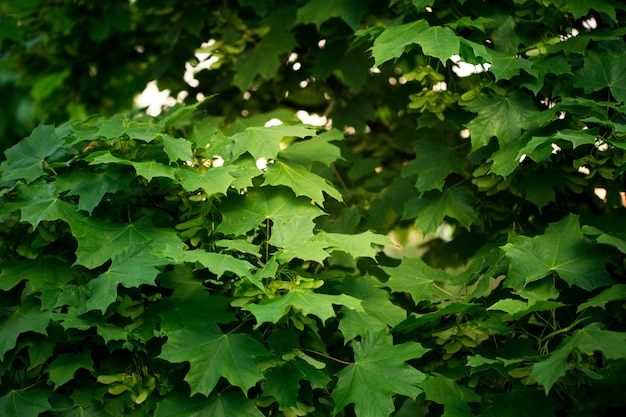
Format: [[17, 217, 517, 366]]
[[300, 348, 353, 365]]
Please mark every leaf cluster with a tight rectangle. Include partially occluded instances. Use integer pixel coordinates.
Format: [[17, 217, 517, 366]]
[[2, 0, 626, 416]]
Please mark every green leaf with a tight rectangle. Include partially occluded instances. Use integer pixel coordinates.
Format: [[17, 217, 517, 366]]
[[564, 0, 620, 21], [404, 187, 479, 235], [176, 165, 237, 195], [481, 388, 558, 417], [420, 373, 480, 415], [231, 125, 318, 161], [413, 26, 460, 64], [0, 388, 52, 416], [158, 323, 268, 396], [162, 134, 194, 163], [312, 231, 392, 259], [216, 187, 324, 236], [406, 139, 465, 192], [94, 115, 160, 142], [46, 351, 95, 389], [87, 151, 178, 181], [244, 288, 364, 327], [269, 216, 330, 264], [488, 49, 534, 81], [382, 257, 453, 303], [154, 392, 264, 417], [529, 326, 626, 394], [503, 215, 613, 291], [295, 0, 367, 30], [278, 129, 344, 168], [332, 332, 428, 417], [1, 124, 64, 183], [371, 20, 429, 67], [57, 166, 132, 213], [263, 361, 306, 408], [338, 275, 406, 341], [166, 248, 255, 280], [0, 296, 51, 359], [465, 91, 537, 151], [577, 284, 626, 312], [264, 161, 343, 204], [573, 50, 626, 103], [82, 245, 170, 313], [232, 13, 296, 90]]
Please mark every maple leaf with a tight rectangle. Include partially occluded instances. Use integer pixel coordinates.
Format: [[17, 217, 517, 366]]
[[231, 125, 318, 161], [176, 165, 237, 196], [159, 323, 268, 396], [420, 373, 480, 416], [216, 187, 324, 237], [371, 20, 429, 67], [278, 129, 344, 168], [244, 288, 363, 327], [81, 244, 170, 313], [0, 388, 52, 417], [312, 231, 392, 259], [269, 216, 330, 264], [154, 391, 264, 417], [403, 186, 479, 235], [382, 257, 454, 303], [338, 275, 406, 341], [56, 166, 132, 213], [295, 0, 368, 30], [45, 351, 94, 389], [480, 387, 558, 417], [529, 326, 626, 394], [264, 161, 343, 204], [413, 26, 460, 64], [332, 332, 428, 417], [233, 9, 297, 91], [162, 134, 194, 163], [573, 50, 626, 103], [503, 215, 613, 291], [0, 296, 51, 359], [465, 91, 537, 151], [1, 124, 64, 183], [87, 151, 178, 181], [404, 139, 465, 192], [263, 361, 305, 408]]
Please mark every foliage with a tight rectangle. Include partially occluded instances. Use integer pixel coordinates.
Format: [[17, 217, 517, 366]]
[[2, 0, 626, 416]]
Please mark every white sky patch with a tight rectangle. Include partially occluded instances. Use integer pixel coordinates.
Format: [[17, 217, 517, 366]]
[[297, 110, 328, 127], [432, 81, 447, 91], [135, 81, 178, 116], [450, 54, 491, 77], [264, 118, 283, 127], [256, 158, 268, 170]]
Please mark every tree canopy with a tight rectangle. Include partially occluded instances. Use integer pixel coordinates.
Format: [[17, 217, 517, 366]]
[[1, 0, 626, 416]]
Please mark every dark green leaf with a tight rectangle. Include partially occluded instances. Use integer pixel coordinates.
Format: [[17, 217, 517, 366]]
[[332, 332, 428, 417], [245, 288, 363, 326], [216, 187, 324, 236], [159, 323, 268, 396], [382, 257, 454, 303], [503, 215, 613, 291], [371, 20, 429, 67], [154, 392, 264, 417], [0, 296, 51, 359], [0, 388, 52, 416]]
